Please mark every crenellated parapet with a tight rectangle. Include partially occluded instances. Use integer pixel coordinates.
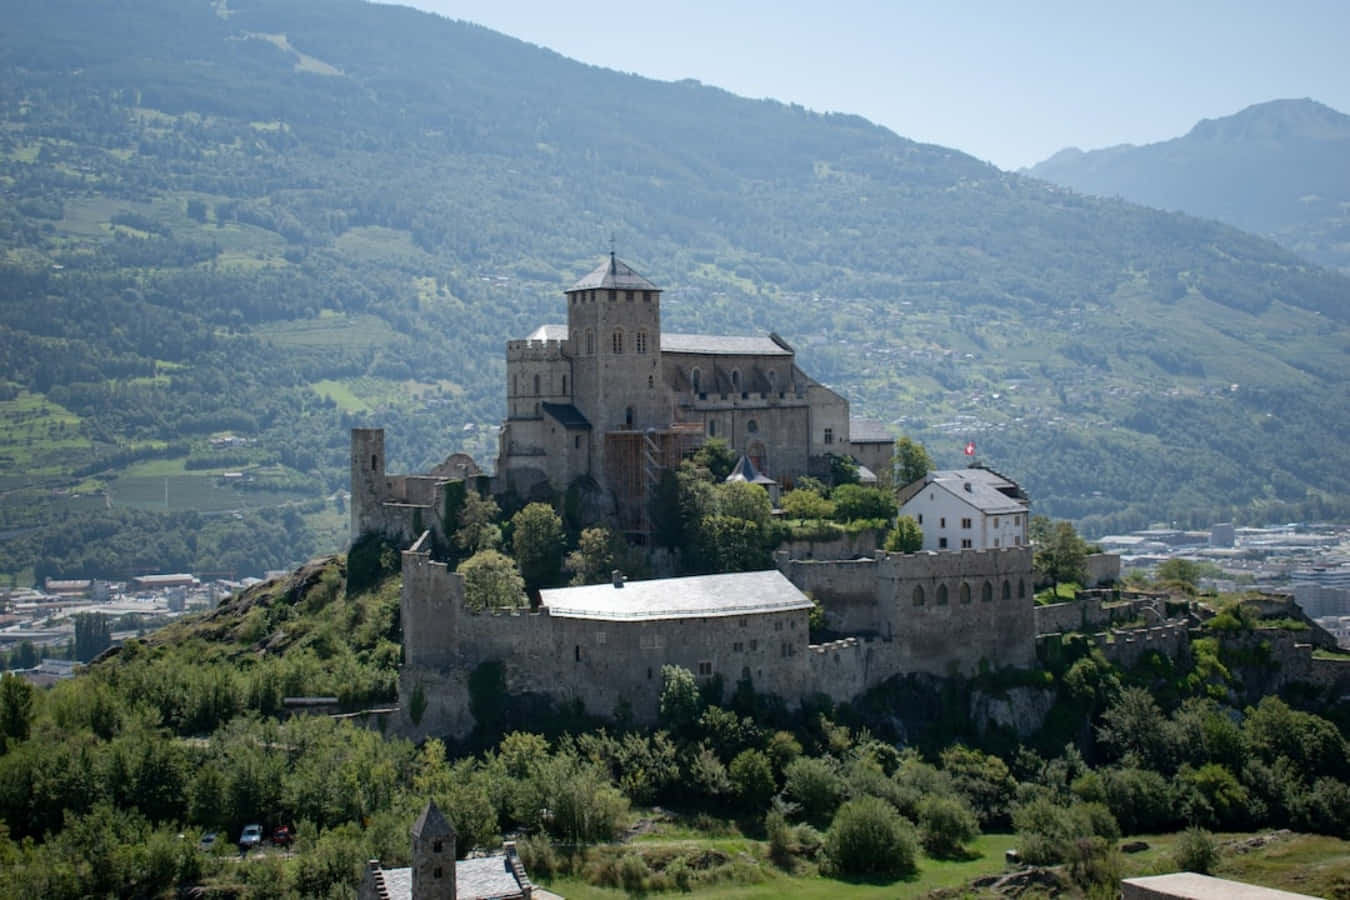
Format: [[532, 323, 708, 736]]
[[505, 338, 569, 362]]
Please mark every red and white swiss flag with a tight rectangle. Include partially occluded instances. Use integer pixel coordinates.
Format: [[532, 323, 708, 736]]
[[964, 441, 976, 456]]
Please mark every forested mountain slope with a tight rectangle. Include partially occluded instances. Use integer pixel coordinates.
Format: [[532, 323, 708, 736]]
[[1027, 99, 1350, 273], [3, 0, 1349, 579]]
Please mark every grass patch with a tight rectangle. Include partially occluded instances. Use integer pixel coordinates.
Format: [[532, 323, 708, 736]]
[[538, 831, 1016, 899], [267, 314, 401, 350]]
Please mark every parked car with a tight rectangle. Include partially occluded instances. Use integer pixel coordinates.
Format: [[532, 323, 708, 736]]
[[200, 831, 218, 851], [270, 825, 293, 848], [238, 824, 263, 851]]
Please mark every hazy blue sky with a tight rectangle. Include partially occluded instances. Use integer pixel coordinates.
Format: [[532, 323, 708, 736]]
[[381, 0, 1348, 170]]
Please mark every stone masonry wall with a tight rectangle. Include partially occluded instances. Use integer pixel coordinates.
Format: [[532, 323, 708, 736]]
[[777, 547, 1037, 675], [399, 537, 818, 741]]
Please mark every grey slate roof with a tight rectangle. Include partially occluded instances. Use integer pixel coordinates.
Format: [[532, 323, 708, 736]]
[[525, 323, 567, 341], [926, 469, 1028, 515], [541, 402, 591, 429], [569, 254, 659, 292], [727, 455, 776, 485], [456, 856, 530, 900], [662, 333, 792, 356], [370, 858, 529, 900], [849, 418, 892, 444], [542, 569, 812, 621], [411, 799, 454, 839]]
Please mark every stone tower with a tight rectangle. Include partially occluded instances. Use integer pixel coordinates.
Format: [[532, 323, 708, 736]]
[[350, 427, 386, 541], [410, 799, 455, 900], [565, 253, 665, 481]]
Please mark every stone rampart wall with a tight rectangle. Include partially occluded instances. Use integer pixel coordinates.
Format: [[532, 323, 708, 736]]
[[1086, 621, 1191, 669], [778, 529, 880, 562], [1035, 592, 1161, 636], [1084, 552, 1121, 587], [400, 539, 820, 740], [807, 636, 898, 703], [778, 547, 1037, 675]]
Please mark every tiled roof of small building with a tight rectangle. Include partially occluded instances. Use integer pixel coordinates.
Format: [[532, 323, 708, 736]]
[[542, 569, 813, 621], [662, 333, 792, 356], [569, 254, 659, 291]]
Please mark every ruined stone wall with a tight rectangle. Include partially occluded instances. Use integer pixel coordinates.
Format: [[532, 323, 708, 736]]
[[807, 636, 899, 703], [1084, 552, 1121, 587], [1084, 621, 1192, 670]]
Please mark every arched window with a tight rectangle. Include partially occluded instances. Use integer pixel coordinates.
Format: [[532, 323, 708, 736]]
[[1018, 579, 1026, 599], [937, 584, 949, 606], [636, 330, 648, 353], [511, 374, 517, 396], [585, 330, 595, 355], [561, 375, 567, 395], [1002, 580, 1012, 602], [912, 585, 925, 607], [533, 374, 540, 395], [746, 419, 759, 433], [731, 369, 741, 391], [612, 329, 624, 354], [960, 582, 971, 604], [691, 367, 702, 393], [768, 370, 777, 391], [625, 406, 633, 428], [982, 581, 993, 603], [371, 454, 378, 471], [647, 375, 654, 388], [709, 420, 717, 437]]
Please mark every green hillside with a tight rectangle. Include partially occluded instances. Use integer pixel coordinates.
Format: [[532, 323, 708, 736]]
[[1026, 98, 1350, 273], [3, 0, 1350, 578]]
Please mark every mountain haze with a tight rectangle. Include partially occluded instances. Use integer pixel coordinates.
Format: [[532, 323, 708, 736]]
[[1027, 98, 1350, 273], [3, 0, 1350, 578]]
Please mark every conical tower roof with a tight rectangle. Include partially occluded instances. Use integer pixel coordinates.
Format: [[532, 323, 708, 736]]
[[569, 253, 659, 292], [411, 799, 455, 839]]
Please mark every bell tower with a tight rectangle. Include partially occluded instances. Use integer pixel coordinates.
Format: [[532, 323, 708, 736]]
[[410, 799, 455, 900], [565, 253, 665, 477]]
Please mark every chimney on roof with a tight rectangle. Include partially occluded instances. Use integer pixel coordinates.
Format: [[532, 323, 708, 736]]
[[612, 569, 625, 588], [964, 482, 973, 492]]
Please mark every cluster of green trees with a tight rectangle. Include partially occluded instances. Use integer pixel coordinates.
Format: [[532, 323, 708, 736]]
[[2, 548, 1349, 897]]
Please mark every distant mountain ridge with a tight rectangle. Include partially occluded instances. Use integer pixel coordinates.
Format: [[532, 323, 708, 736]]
[[2, 0, 1350, 580], [1026, 98, 1350, 272]]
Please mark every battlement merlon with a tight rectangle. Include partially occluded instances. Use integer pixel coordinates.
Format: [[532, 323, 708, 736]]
[[506, 338, 570, 361]]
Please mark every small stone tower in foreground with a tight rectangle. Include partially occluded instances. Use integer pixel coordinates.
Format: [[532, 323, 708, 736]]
[[411, 799, 456, 900]]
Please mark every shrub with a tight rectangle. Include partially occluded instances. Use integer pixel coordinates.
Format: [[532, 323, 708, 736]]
[[515, 834, 558, 879], [784, 757, 847, 824], [729, 749, 776, 811], [780, 488, 834, 521], [918, 793, 980, 859], [1173, 826, 1218, 875], [822, 796, 918, 878]]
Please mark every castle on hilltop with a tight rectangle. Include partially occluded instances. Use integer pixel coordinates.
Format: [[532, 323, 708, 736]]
[[351, 254, 892, 544], [496, 254, 893, 530], [348, 255, 1058, 741]]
